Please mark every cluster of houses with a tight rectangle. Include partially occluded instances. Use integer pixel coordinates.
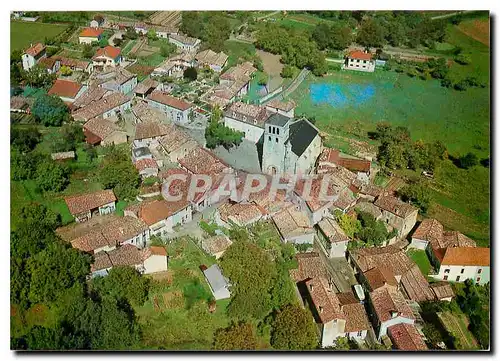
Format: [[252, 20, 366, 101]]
[[13, 22, 490, 351]]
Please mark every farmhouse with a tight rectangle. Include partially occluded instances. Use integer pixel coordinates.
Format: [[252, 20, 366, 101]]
[[79, 27, 104, 44], [142, 246, 169, 274], [47, 79, 87, 103], [262, 114, 322, 176], [22, 43, 47, 71], [202, 264, 231, 300], [64, 189, 117, 223], [223, 102, 272, 143], [92, 46, 122, 69], [201, 234, 233, 259], [168, 33, 201, 51], [429, 246, 490, 285], [265, 99, 297, 118], [146, 91, 193, 125], [56, 214, 150, 254], [374, 196, 418, 239], [410, 218, 476, 250], [316, 216, 350, 258], [83, 117, 128, 146], [195, 49, 228, 72], [72, 92, 131, 122], [90, 67, 138, 94], [272, 204, 315, 245], [51, 56, 93, 73], [344, 50, 375, 72]]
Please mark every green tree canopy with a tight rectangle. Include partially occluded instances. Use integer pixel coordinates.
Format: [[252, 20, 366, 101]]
[[99, 147, 141, 200], [270, 304, 318, 350], [35, 159, 70, 193], [213, 322, 259, 350], [31, 94, 71, 126]]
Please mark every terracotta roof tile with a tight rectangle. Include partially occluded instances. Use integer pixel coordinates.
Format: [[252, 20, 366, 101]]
[[38, 57, 58, 70], [147, 90, 193, 111], [265, 99, 296, 112], [25, 43, 45, 57], [369, 287, 414, 323], [289, 252, 328, 283], [272, 204, 313, 240], [400, 265, 434, 302], [374, 196, 418, 219], [363, 266, 398, 291], [135, 120, 172, 140], [135, 158, 158, 172], [317, 217, 349, 244], [439, 247, 490, 266], [64, 189, 116, 215], [72, 86, 109, 109], [201, 235, 233, 256], [224, 102, 272, 126], [134, 78, 159, 94], [195, 49, 228, 67], [343, 303, 371, 332], [48, 79, 84, 99], [351, 246, 414, 277], [91, 252, 112, 272], [218, 202, 263, 226], [157, 125, 196, 154], [138, 199, 188, 226], [93, 46, 121, 60], [51, 56, 90, 70], [348, 50, 373, 61], [305, 277, 344, 323], [430, 282, 455, 300], [83, 117, 122, 140], [107, 244, 143, 267], [72, 92, 130, 121], [80, 27, 104, 38], [178, 147, 230, 176], [388, 323, 428, 351]]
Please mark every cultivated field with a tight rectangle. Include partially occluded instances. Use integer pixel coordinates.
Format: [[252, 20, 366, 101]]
[[10, 21, 69, 52], [437, 311, 479, 350], [457, 18, 490, 46]]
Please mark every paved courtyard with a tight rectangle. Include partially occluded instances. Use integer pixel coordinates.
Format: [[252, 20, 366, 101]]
[[212, 139, 262, 173]]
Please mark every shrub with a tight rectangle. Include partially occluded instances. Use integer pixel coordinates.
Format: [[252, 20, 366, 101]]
[[457, 152, 478, 169], [455, 53, 471, 65]]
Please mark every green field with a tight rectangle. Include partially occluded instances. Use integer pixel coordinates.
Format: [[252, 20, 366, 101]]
[[407, 249, 433, 275], [437, 311, 479, 350], [287, 21, 490, 244], [10, 21, 69, 52], [224, 40, 256, 68]]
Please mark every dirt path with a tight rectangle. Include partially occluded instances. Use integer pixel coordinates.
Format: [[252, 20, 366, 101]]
[[256, 11, 281, 21]]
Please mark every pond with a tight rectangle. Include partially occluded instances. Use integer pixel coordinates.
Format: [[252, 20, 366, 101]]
[[310, 83, 376, 108]]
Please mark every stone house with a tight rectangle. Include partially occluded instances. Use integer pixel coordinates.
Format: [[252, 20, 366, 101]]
[[195, 49, 228, 72], [146, 91, 194, 125], [265, 99, 296, 119], [316, 216, 350, 258], [72, 92, 132, 122], [214, 201, 264, 228], [201, 234, 233, 259], [318, 148, 372, 184], [64, 189, 117, 223], [22, 43, 47, 71], [387, 323, 428, 351], [168, 33, 201, 51], [83, 117, 128, 146], [142, 246, 169, 274], [272, 204, 315, 244], [157, 125, 198, 163], [90, 67, 138, 94], [373, 196, 418, 239]]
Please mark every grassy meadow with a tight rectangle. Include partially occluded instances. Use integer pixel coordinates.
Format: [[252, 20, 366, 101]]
[[10, 21, 69, 52], [288, 17, 490, 244]]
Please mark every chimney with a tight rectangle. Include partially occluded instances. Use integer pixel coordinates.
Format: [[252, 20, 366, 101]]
[[319, 306, 323, 313], [309, 283, 314, 292]]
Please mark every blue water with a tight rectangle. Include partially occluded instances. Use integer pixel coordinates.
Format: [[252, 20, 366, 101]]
[[310, 83, 376, 108]]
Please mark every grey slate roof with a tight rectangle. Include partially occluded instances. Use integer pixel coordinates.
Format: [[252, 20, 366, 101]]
[[203, 264, 229, 292], [287, 119, 318, 157], [266, 113, 291, 127]]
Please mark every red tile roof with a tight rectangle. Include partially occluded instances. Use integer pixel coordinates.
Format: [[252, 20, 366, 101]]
[[400, 265, 435, 303], [138, 199, 188, 226], [343, 303, 371, 333], [38, 57, 58, 70], [430, 282, 454, 300], [135, 120, 172, 140], [438, 247, 490, 267], [369, 287, 414, 323], [374, 196, 418, 219], [305, 277, 344, 324], [48, 79, 84, 99], [289, 252, 328, 283], [93, 46, 121, 60], [24, 43, 45, 57], [135, 158, 158, 172], [64, 189, 116, 215], [83, 117, 122, 141], [348, 50, 373, 61], [108, 244, 143, 267], [144, 246, 168, 257], [80, 27, 104, 38], [364, 266, 398, 291], [147, 90, 193, 111], [388, 323, 428, 351], [178, 147, 230, 176]]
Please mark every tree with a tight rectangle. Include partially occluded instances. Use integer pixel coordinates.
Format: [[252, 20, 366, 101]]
[[183, 67, 198, 82], [35, 159, 70, 193], [205, 107, 244, 150], [334, 210, 361, 238], [82, 44, 94, 59], [113, 38, 123, 47], [257, 72, 268, 86], [52, 123, 85, 152], [160, 42, 175, 58], [31, 94, 71, 126], [458, 152, 478, 169], [271, 304, 318, 350], [213, 322, 258, 350], [99, 147, 140, 200], [147, 29, 158, 41], [10, 126, 41, 153], [386, 20, 407, 47], [91, 266, 150, 306], [356, 18, 386, 48], [397, 182, 432, 213], [11, 151, 46, 181], [281, 65, 295, 78], [124, 27, 138, 40], [312, 23, 352, 50], [60, 65, 73, 76], [22, 64, 56, 88]]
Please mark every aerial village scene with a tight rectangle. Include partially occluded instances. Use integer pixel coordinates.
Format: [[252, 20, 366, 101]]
[[10, 9, 490, 351]]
